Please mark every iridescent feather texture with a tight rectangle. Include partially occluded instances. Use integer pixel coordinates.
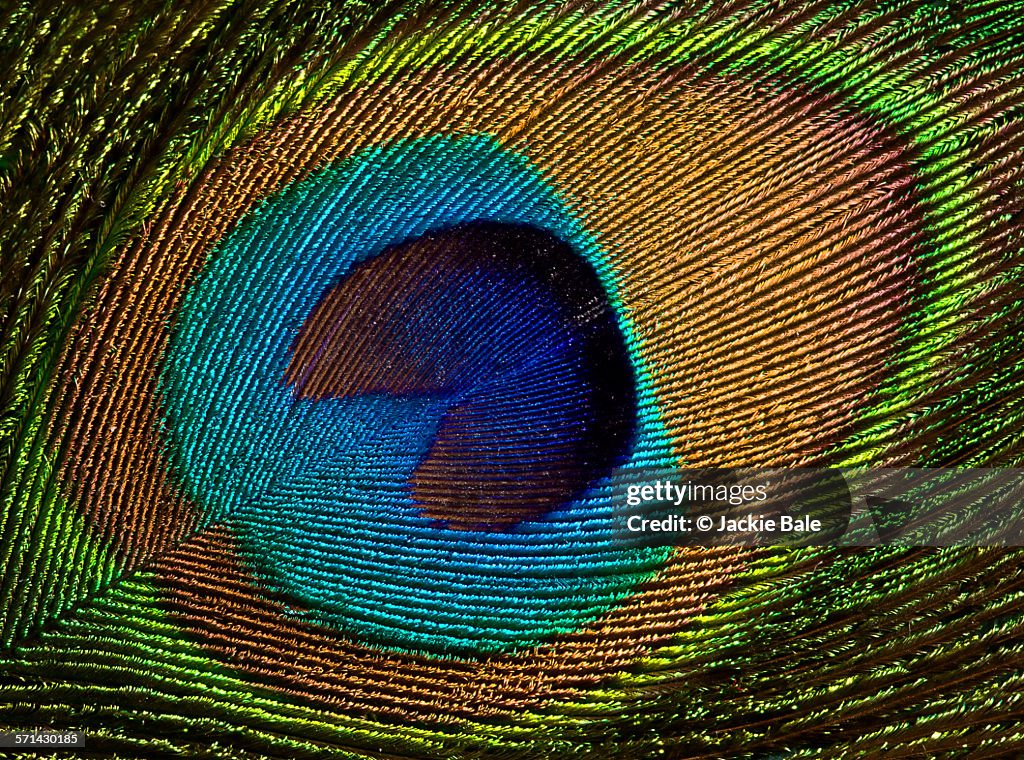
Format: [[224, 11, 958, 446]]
[[1, 0, 1024, 757]]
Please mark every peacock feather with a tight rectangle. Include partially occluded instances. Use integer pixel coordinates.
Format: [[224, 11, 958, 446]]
[[2, 0, 1024, 756]]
